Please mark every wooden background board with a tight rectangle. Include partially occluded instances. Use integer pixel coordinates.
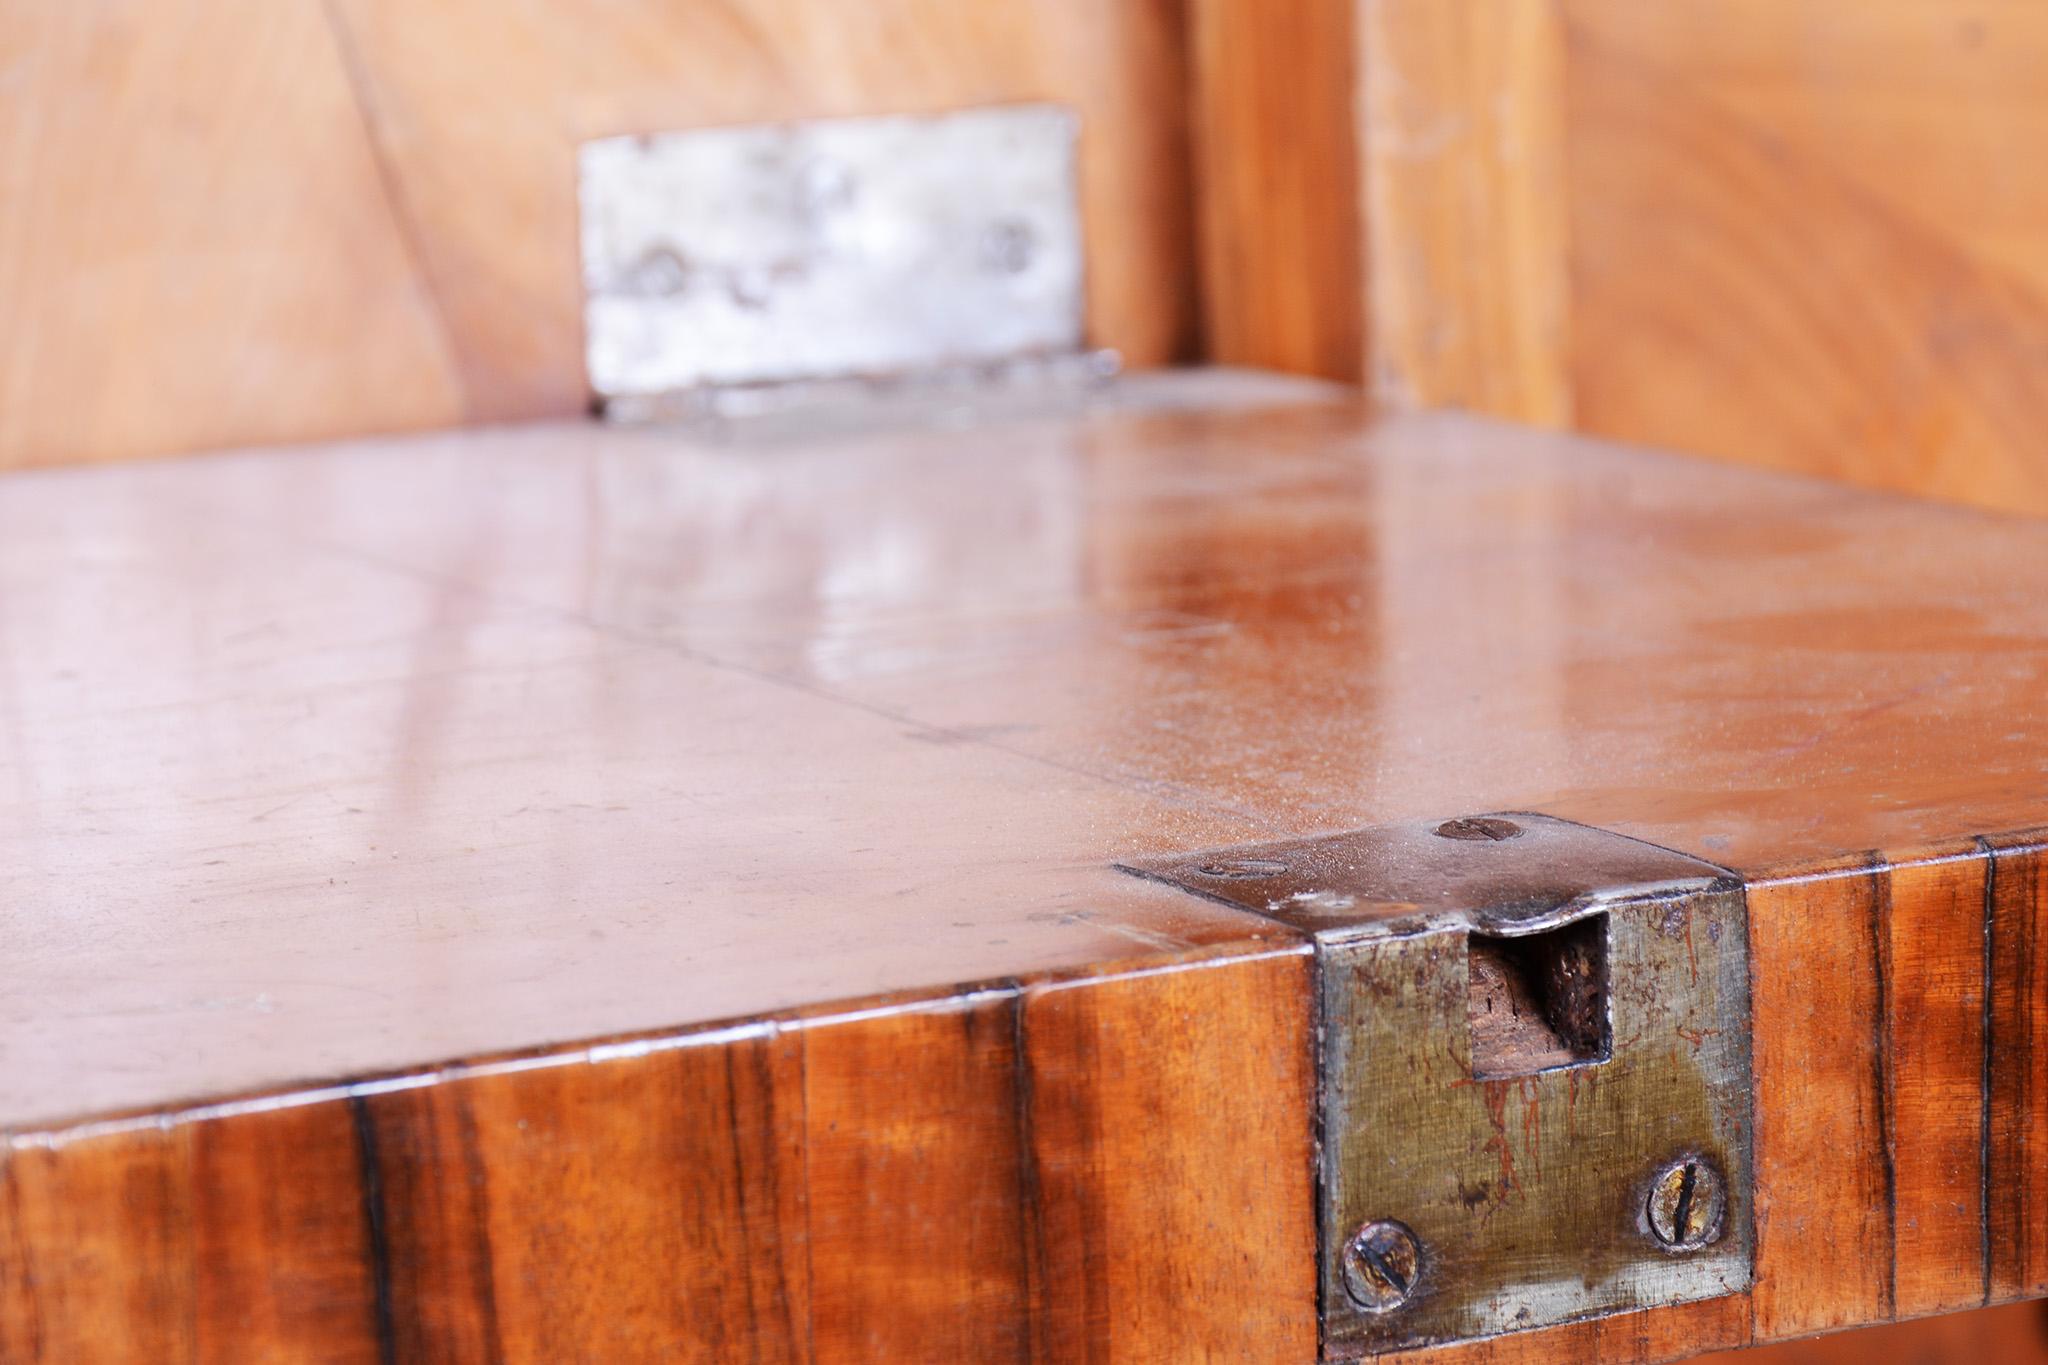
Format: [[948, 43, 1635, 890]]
[[0, 0, 1199, 470], [1187, 0, 1365, 382], [4, 379, 2048, 1358], [1356, 0, 2048, 514], [18, 0, 2048, 520], [1360, 0, 1572, 426]]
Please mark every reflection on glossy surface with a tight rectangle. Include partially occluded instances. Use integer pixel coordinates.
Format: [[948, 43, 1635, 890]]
[[4, 369, 2048, 1127]]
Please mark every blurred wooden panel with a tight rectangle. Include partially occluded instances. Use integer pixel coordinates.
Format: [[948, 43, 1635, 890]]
[[1360, 1, 2048, 511], [1361, 0, 1571, 424], [322, 0, 1198, 423], [1, 0, 1196, 468], [1563, 0, 2048, 513], [1188, 0, 1365, 380], [0, 0, 465, 471]]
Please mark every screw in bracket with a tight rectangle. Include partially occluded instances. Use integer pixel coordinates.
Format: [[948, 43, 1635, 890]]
[[1434, 816, 1523, 842], [1340, 1220, 1422, 1312], [1644, 1155, 1727, 1252]]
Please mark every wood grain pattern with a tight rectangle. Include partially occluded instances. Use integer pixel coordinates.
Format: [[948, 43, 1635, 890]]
[[1883, 846, 1990, 1318], [1585, 1296, 1753, 1363], [1747, 857, 1894, 1339], [800, 993, 1031, 1362], [368, 1025, 810, 1363], [1022, 951, 1319, 1362], [1357, 1, 2048, 510], [0, 0, 465, 471], [0, 1128, 198, 1363], [1187, 0, 1365, 381], [1, 1105, 381, 1363], [1, 956, 1318, 1362], [5, 383, 2048, 1356], [1561, 0, 2048, 512], [1984, 831, 2048, 1302], [1362, 0, 1571, 424]]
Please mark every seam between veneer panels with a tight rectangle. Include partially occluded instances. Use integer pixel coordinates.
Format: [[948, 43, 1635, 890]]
[[1870, 855, 1900, 1323], [1741, 827, 2048, 1337], [1978, 833, 1998, 1308], [1975, 826, 2048, 1305]]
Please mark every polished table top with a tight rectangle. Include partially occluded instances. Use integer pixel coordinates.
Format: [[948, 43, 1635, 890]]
[[6, 370, 2047, 1131]]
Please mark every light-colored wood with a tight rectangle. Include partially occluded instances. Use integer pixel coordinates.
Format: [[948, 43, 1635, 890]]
[[1362, 0, 1571, 424], [324, 0, 1202, 423], [1187, 0, 1365, 380], [1563, 0, 2048, 513], [0, 0, 466, 471], [1, 0, 1200, 469], [1355, 1, 2048, 511]]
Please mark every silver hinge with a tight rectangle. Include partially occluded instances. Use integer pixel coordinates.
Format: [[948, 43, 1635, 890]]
[[1122, 813, 1754, 1356], [578, 103, 1115, 428]]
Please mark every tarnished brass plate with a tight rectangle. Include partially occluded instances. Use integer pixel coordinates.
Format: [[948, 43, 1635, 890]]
[[1121, 814, 1753, 1355]]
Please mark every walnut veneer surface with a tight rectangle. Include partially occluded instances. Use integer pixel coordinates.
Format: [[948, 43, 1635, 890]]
[[4, 370, 2046, 1361]]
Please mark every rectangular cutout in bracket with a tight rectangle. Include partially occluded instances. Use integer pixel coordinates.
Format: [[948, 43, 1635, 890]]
[[1467, 914, 1610, 1078]]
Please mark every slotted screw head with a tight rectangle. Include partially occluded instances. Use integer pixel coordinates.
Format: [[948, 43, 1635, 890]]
[[1645, 1156, 1726, 1251], [1341, 1220, 1422, 1311]]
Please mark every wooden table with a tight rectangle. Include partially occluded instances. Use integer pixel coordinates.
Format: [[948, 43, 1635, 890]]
[[2, 371, 2042, 1361]]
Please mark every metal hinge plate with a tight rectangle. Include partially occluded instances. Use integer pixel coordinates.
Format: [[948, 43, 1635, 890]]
[[580, 103, 1109, 424], [1121, 814, 1753, 1356]]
